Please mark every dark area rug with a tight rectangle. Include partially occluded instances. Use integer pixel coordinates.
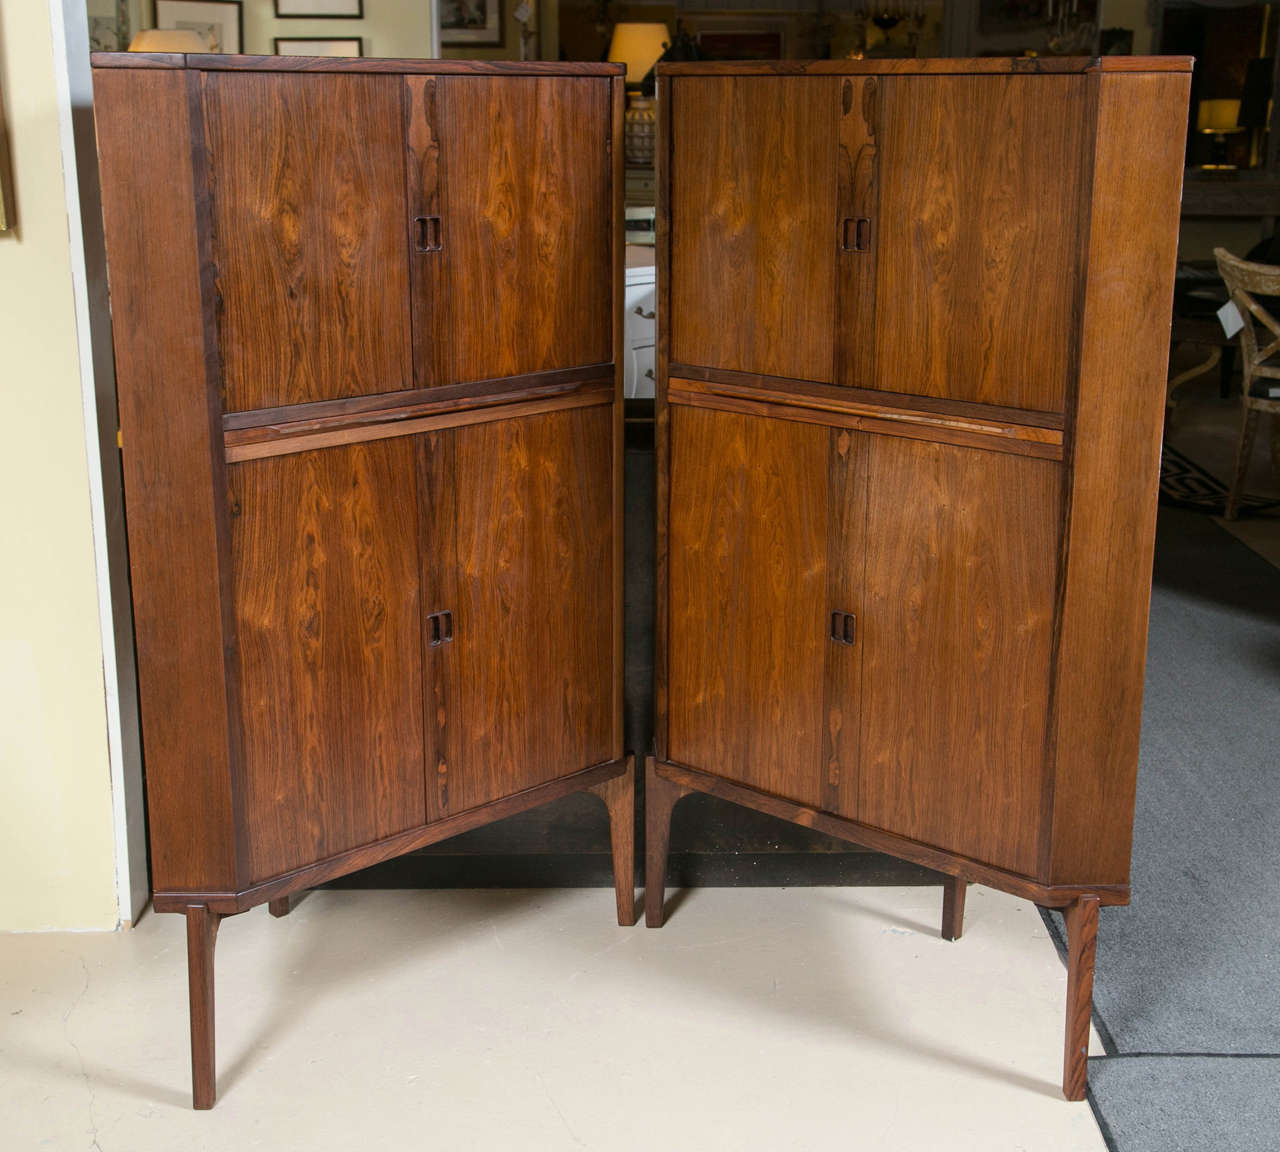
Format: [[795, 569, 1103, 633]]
[[1046, 506, 1280, 1150]]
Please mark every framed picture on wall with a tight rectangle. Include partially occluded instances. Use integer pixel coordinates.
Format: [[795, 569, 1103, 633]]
[[275, 36, 363, 55], [274, 0, 363, 16], [440, 0, 503, 46], [154, 0, 243, 53]]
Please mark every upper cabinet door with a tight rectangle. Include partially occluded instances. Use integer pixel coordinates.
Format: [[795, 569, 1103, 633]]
[[871, 76, 1089, 413], [432, 76, 612, 386], [203, 74, 412, 413], [670, 77, 839, 383]]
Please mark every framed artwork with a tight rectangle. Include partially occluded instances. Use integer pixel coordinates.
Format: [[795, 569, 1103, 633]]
[[275, 36, 363, 56], [440, 0, 503, 46], [154, 0, 243, 53], [274, 0, 363, 17]]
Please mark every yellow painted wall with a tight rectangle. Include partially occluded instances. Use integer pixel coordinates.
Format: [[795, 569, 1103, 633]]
[[0, 2, 118, 930]]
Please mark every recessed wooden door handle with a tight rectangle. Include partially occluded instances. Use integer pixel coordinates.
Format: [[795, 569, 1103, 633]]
[[841, 217, 872, 253], [414, 215, 443, 253], [426, 609, 453, 646], [830, 610, 856, 645]]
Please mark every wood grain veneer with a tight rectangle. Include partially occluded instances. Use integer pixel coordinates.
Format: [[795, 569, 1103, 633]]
[[668, 406, 830, 807], [670, 75, 838, 381], [94, 56, 627, 1108], [229, 440, 427, 883], [443, 76, 611, 383], [653, 59, 1189, 1101], [1045, 71, 1190, 887], [856, 437, 1061, 876], [204, 72, 412, 411], [93, 67, 239, 893], [874, 75, 1088, 411]]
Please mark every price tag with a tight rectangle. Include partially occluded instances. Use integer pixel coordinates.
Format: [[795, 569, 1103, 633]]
[[1218, 300, 1244, 339]]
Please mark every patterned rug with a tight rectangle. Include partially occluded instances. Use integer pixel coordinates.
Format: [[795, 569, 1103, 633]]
[[1158, 444, 1280, 516]]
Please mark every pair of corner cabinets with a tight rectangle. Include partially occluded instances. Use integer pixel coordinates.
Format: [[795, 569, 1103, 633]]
[[92, 51, 1190, 1109]]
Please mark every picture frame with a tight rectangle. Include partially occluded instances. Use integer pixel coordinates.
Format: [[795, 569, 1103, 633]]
[[274, 0, 363, 17], [440, 0, 503, 46], [154, 0, 243, 54], [274, 36, 363, 56]]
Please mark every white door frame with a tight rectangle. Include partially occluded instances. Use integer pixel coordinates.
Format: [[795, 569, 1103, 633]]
[[47, 0, 148, 927]]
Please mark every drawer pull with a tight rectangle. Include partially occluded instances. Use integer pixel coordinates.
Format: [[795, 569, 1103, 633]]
[[633, 305, 656, 320]]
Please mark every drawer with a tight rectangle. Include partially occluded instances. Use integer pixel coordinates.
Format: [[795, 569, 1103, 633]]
[[626, 343, 655, 400]]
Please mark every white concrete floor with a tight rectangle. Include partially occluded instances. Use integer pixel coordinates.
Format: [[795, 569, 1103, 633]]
[[1, 885, 1105, 1152]]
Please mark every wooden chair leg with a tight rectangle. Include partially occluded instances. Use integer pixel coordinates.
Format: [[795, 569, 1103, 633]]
[[589, 755, 636, 926], [1062, 894, 1100, 1102], [185, 905, 222, 1110], [644, 757, 689, 928], [1226, 406, 1260, 520], [268, 896, 293, 918], [941, 875, 966, 941]]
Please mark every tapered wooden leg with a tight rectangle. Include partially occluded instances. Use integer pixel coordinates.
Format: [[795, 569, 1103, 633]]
[[941, 875, 966, 941], [185, 905, 222, 1110], [589, 755, 636, 926], [268, 896, 293, 918], [1063, 894, 1100, 1102], [645, 757, 689, 928], [1225, 406, 1260, 520]]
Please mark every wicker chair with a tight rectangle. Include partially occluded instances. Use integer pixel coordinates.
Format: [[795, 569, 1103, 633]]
[[1214, 247, 1280, 519]]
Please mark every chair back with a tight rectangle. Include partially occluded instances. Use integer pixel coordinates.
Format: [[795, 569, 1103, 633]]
[[1215, 247, 1280, 383]]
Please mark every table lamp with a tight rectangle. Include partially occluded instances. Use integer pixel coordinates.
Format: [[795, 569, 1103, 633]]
[[1196, 98, 1245, 169]]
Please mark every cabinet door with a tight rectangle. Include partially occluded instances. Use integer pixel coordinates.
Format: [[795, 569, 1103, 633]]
[[435, 405, 615, 817], [872, 76, 1088, 412], [230, 441, 427, 884], [856, 437, 1060, 875], [667, 405, 831, 807], [433, 77, 612, 386], [670, 77, 838, 382], [204, 73, 412, 412]]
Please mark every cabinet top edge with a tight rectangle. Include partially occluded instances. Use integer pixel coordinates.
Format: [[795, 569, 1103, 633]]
[[90, 52, 625, 77], [656, 56, 1193, 77]]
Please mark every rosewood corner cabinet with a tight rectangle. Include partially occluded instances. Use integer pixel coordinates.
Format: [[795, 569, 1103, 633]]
[[648, 57, 1191, 1101], [91, 52, 630, 1109]]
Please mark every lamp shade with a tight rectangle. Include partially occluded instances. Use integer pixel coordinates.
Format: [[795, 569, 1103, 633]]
[[128, 28, 209, 52], [607, 23, 671, 86], [1196, 98, 1242, 134]]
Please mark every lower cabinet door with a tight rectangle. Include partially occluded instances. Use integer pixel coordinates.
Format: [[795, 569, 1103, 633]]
[[229, 440, 428, 884], [436, 404, 615, 817], [667, 405, 831, 807], [855, 436, 1061, 876]]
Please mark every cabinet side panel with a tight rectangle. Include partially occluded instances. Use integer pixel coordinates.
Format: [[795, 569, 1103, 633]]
[[670, 76, 838, 382], [859, 437, 1060, 877], [1047, 72, 1189, 887], [204, 73, 412, 411], [667, 405, 830, 807], [442, 76, 612, 384], [449, 405, 614, 814], [94, 67, 238, 893], [875, 75, 1087, 412], [230, 441, 426, 884]]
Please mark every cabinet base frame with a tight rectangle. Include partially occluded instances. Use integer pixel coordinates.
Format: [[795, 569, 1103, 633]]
[[171, 755, 634, 1108], [644, 756, 1114, 1101]]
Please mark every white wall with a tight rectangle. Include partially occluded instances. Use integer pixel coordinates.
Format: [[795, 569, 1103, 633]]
[[0, 0, 119, 931]]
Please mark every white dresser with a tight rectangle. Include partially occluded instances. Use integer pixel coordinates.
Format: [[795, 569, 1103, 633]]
[[624, 255, 656, 399]]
